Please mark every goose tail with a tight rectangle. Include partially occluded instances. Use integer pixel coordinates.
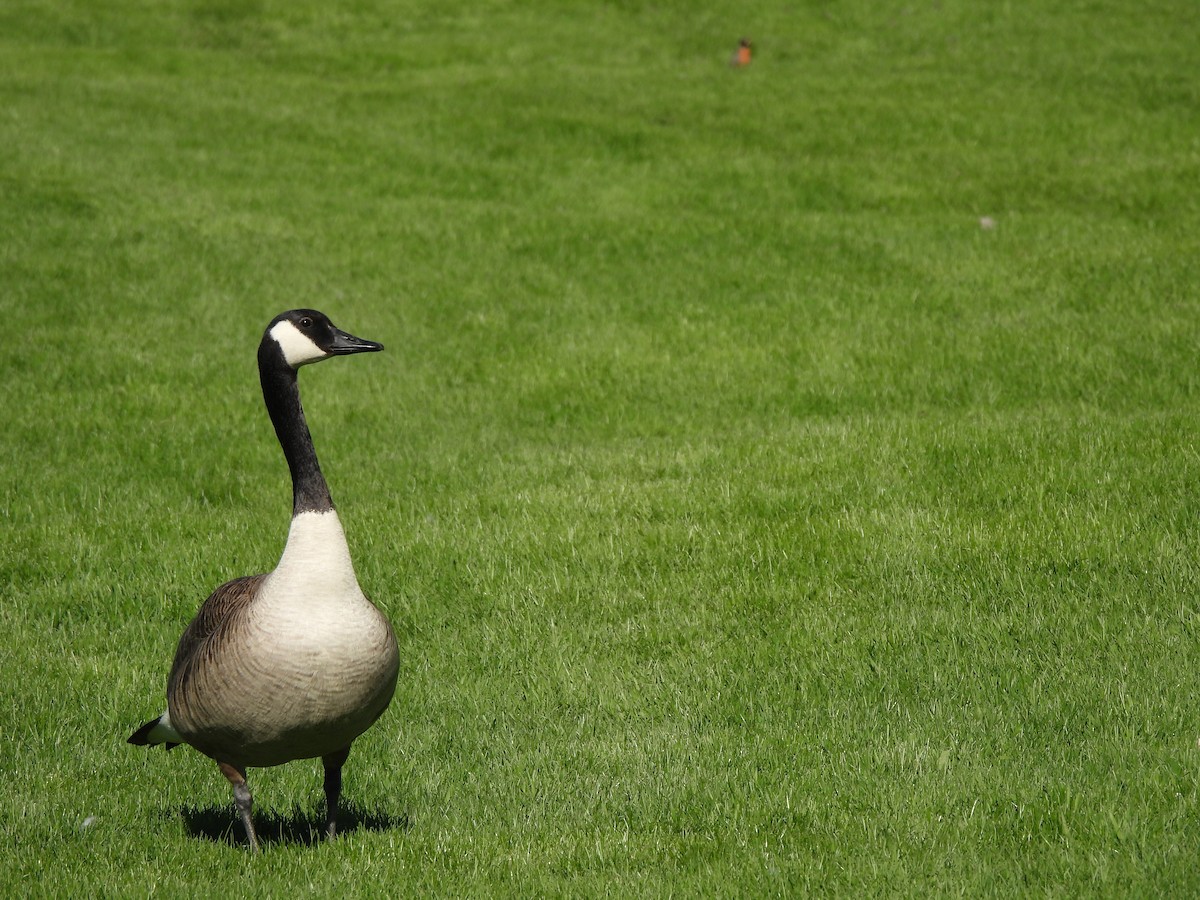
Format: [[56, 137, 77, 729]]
[[127, 711, 183, 750]]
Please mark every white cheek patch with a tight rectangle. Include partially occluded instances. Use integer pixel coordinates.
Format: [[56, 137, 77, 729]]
[[270, 320, 327, 367]]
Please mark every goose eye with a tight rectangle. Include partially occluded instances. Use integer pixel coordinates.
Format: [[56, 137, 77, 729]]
[[299, 317, 313, 329]]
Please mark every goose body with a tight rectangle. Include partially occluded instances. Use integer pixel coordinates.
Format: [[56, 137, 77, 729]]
[[129, 310, 399, 850]]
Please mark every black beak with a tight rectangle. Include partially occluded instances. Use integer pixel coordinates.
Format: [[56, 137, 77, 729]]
[[328, 328, 384, 355]]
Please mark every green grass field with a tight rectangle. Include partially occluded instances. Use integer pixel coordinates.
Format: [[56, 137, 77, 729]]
[[3, 0, 1200, 894]]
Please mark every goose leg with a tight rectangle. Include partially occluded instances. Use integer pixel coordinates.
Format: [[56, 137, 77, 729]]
[[322, 746, 351, 840], [218, 761, 259, 852]]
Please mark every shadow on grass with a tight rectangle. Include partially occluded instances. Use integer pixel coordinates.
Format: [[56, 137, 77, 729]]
[[173, 801, 411, 848]]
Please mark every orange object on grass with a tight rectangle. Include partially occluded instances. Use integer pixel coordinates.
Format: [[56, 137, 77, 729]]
[[731, 38, 752, 67]]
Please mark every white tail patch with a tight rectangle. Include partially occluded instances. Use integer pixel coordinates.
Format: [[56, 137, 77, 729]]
[[147, 711, 183, 745], [269, 320, 326, 368]]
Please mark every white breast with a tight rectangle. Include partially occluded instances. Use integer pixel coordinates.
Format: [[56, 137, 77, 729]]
[[251, 510, 385, 648], [263, 510, 361, 606]]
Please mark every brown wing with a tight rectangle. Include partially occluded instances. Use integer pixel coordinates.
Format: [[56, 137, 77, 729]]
[[167, 574, 267, 695]]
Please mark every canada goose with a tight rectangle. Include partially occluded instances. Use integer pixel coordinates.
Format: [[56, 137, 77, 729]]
[[128, 309, 399, 852]]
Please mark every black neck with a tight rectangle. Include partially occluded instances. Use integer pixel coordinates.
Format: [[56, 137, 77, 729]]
[[258, 339, 334, 516]]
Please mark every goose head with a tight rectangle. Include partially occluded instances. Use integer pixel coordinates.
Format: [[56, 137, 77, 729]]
[[265, 309, 384, 369]]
